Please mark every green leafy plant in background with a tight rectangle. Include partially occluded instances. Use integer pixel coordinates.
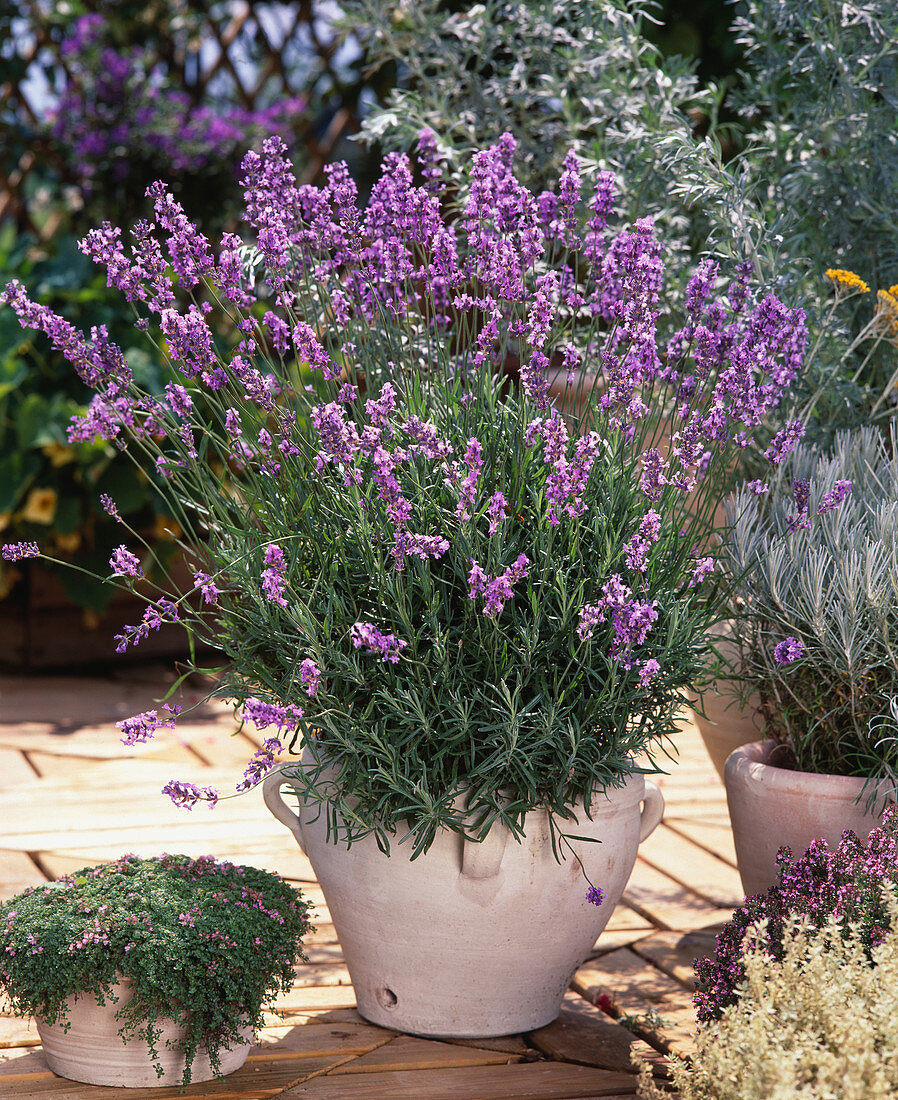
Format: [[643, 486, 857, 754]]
[[0, 224, 182, 613]]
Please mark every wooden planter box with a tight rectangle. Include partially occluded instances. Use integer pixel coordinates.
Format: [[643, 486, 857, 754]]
[[0, 559, 196, 672]]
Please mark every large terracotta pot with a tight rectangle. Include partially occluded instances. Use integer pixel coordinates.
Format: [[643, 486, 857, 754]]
[[263, 767, 664, 1037], [36, 978, 253, 1088], [724, 740, 892, 898]]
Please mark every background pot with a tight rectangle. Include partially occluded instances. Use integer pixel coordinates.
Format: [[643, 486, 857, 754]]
[[264, 767, 664, 1038], [724, 740, 891, 897], [36, 978, 253, 1088], [690, 622, 761, 780]]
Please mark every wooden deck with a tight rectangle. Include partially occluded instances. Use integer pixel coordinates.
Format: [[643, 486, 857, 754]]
[[0, 668, 744, 1099]]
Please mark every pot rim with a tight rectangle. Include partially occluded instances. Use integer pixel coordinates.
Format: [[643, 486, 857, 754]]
[[725, 739, 892, 798]]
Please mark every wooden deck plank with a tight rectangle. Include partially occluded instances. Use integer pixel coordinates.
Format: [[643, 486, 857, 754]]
[[528, 992, 667, 1078], [0, 1053, 348, 1096], [664, 819, 739, 867], [282, 1062, 639, 1098], [624, 859, 734, 931], [0, 748, 36, 787], [572, 949, 696, 1055], [332, 1034, 522, 1073], [637, 824, 744, 908], [631, 929, 722, 991], [0, 850, 47, 902]]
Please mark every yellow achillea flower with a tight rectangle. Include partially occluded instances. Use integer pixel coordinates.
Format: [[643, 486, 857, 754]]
[[876, 288, 898, 338], [21, 487, 58, 525], [824, 268, 871, 293]]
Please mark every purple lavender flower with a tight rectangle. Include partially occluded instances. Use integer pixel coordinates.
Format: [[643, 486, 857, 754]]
[[623, 534, 650, 572], [586, 885, 605, 906], [300, 658, 321, 696], [817, 479, 852, 514], [161, 780, 219, 810], [765, 420, 806, 466], [774, 637, 804, 664], [391, 532, 450, 569], [236, 738, 284, 792], [788, 478, 811, 531], [350, 621, 408, 663], [747, 480, 769, 495], [639, 449, 668, 502], [193, 571, 220, 605], [457, 437, 484, 521], [114, 598, 179, 653], [109, 545, 142, 580], [242, 697, 304, 735], [576, 575, 658, 668], [688, 557, 715, 588], [467, 555, 529, 617], [117, 704, 180, 746], [1, 542, 40, 562], [100, 493, 121, 520], [262, 544, 288, 609], [486, 490, 509, 536], [639, 659, 661, 687]]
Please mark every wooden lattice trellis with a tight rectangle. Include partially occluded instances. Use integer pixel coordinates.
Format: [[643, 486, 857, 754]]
[[0, 0, 365, 240]]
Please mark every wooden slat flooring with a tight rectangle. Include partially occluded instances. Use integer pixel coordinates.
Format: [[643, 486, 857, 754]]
[[0, 670, 743, 1098]]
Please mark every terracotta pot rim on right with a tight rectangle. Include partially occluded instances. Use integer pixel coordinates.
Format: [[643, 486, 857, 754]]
[[726, 740, 892, 803]]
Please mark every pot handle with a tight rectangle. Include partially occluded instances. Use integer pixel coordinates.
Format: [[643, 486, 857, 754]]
[[262, 771, 306, 855], [639, 780, 665, 843], [460, 827, 509, 880]]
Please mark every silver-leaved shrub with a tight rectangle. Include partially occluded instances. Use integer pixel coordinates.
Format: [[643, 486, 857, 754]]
[[725, 425, 898, 779]]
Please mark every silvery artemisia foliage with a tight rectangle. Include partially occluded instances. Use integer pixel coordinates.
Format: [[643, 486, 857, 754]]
[[732, 0, 898, 296], [725, 426, 898, 781], [1, 136, 808, 854]]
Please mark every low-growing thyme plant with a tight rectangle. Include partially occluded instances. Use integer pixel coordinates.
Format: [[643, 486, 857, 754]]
[[724, 424, 898, 781], [0, 854, 312, 1086], [1, 135, 810, 859], [693, 807, 898, 1024]]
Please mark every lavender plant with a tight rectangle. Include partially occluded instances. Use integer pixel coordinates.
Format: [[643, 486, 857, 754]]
[[694, 805, 898, 1022], [724, 425, 898, 779], [1, 135, 808, 857], [0, 854, 312, 1085]]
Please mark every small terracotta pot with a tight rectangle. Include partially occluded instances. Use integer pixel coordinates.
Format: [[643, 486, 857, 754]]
[[264, 765, 664, 1038], [724, 740, 892, 898], [36, 979, 253, 1088]]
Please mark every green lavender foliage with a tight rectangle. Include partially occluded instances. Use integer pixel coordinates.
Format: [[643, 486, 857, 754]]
[[204, 372, 717, 859], [0, 855, 313, 1086], [724, 426, 898, 780]]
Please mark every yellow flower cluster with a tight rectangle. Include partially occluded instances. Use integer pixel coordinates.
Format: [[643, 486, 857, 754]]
[[824, 268, 871, 293], [876, 287, 898, 338]]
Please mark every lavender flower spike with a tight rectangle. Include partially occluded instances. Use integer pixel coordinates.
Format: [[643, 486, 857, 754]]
[[2, 542, 40, 561], [774, 637, 804, 664], [350, 621, 407, 663]]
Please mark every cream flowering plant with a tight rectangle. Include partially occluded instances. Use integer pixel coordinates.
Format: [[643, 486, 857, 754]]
[[1, 134, 809, 859]]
